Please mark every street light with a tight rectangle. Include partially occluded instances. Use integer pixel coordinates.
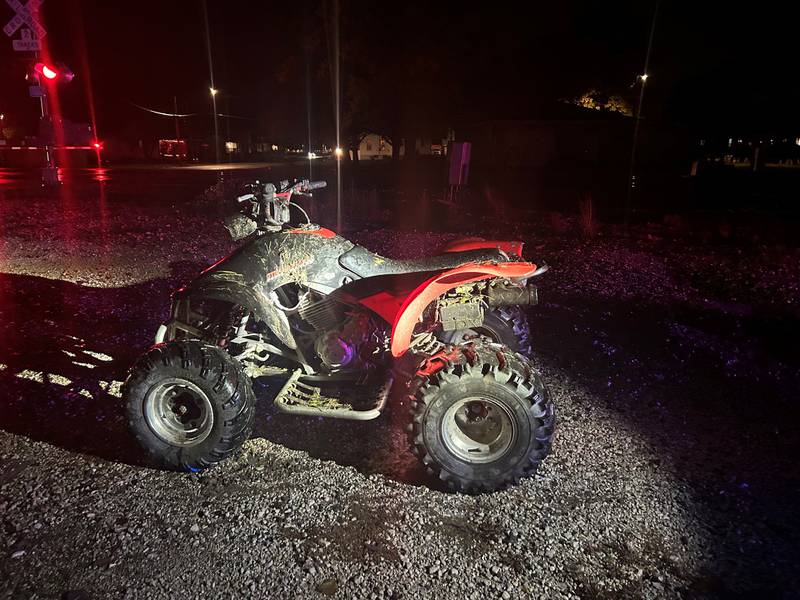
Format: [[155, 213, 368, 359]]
[[92, 141, 103, 168], [334, 147, 343, 159], [627, 70, 654, 220], [626, 0, 660, 223], [210, 87, 220, 164]]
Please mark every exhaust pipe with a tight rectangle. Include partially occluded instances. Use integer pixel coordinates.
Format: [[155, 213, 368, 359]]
[[486, 283, 538, 307], [530, 263, 549, 277]]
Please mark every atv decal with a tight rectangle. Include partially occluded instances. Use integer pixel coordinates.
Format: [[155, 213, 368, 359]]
[[265, 254, 313, 282]]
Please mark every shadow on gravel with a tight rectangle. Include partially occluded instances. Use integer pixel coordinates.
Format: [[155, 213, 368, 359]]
[[0, 268, 192, 465], [250, 377, 439, 490], [0, 269, 438, 489], [530, 291, 800, 597]]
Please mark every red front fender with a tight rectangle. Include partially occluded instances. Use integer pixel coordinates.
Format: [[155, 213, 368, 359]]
[[389, 261, 536, 357]]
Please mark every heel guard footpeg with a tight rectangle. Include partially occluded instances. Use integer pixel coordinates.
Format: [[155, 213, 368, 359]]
[[274, 369, 392, 420]]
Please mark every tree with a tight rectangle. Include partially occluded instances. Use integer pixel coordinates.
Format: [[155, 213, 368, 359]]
[[568, 88, 633, 116]]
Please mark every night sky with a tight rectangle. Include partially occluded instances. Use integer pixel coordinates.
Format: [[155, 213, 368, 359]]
[[2, 1, 799, 143]]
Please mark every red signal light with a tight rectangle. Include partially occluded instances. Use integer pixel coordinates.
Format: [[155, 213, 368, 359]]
[[33, 62, 74, 83], [34, 62, 58, 80]]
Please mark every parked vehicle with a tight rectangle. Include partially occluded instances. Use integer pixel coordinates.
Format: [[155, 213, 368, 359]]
[[123, 179, 554, 492]]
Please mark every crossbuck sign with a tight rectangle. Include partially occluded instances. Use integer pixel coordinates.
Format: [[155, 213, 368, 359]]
[[3, 0, 46, 40]]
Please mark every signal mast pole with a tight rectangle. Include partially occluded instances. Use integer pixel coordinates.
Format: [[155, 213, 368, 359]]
[[33, 49, 58, 186]]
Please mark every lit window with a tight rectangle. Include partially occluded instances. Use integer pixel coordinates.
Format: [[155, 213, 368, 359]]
[[225, 141, 238, 153]]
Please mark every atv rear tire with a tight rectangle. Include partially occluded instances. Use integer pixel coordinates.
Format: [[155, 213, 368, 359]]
[[438, 306, 532, 356], [123, 340, 255, 472], [408, 340, 554, 493]]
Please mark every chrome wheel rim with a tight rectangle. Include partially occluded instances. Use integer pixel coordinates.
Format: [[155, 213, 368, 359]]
[[144, 378, 214, 447], [441, 397, 515, 463]]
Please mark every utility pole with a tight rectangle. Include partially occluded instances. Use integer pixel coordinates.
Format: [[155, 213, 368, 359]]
[[333, 0, 342, 233], [173, 95, 184, 163], [324, 0, 342, 232], [202, 0, 220, 165], [210, 88, 220, 164], [173, 96, 181, 142], [625, 0, 660, 224]]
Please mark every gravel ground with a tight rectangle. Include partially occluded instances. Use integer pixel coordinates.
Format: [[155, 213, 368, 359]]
[[1, 175, 799, 599]]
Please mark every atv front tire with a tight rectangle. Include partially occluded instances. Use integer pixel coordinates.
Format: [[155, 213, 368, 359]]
[[123, 340, 255, 472], [408, 341, 554, 493]]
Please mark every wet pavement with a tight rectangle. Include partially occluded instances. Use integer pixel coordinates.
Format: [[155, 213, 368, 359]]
[[0, 161, 334, 193]]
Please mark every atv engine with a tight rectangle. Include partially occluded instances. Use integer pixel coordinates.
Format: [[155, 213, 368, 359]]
[[297, 292, 378, 371]]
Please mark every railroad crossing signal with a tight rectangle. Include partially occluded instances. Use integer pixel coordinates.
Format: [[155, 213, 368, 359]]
[[3, 0, 66, 186], [3, 0, 46, 39]]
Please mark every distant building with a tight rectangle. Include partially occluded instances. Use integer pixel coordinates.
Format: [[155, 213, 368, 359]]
[[159, 139, 188, 160], [356, 133, 393, 160], [353, 132, 452, 160]]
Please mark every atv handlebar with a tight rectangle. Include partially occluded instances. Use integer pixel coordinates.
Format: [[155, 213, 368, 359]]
[[279, 179, 326, 196], [236, 180, 326, 204], [230, 179, 327, 235]]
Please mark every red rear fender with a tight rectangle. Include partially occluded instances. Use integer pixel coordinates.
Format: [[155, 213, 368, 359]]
[[389, 261, 536, 357], [443, 237, 524, 259]]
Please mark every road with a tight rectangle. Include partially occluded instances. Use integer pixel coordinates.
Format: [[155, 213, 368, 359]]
[[0, 161, 333, 191], [0, 169, 798, 599]]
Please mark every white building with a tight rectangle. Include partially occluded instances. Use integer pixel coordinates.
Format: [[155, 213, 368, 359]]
[[356, 133, 394, 160]]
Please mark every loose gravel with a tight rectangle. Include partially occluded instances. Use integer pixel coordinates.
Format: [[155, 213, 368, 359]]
[[1, 176, 798, 599]]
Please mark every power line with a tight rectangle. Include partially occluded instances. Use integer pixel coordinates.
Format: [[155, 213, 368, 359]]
[[127, 101, 197, 118], [127, 101, 255, 120]]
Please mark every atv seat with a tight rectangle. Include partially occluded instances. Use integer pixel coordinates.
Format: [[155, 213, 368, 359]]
[[339, 245, 506, 279]]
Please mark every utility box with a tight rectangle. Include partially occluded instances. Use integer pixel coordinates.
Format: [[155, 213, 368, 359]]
[[448, 142, 472, 186]]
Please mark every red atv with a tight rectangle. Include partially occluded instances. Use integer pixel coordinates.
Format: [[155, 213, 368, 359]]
[[123, 179, 554, 492]]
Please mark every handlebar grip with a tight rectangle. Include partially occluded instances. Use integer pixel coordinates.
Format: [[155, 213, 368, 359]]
[[237, 193, 255, 203], [307, 181, 327, 190]]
